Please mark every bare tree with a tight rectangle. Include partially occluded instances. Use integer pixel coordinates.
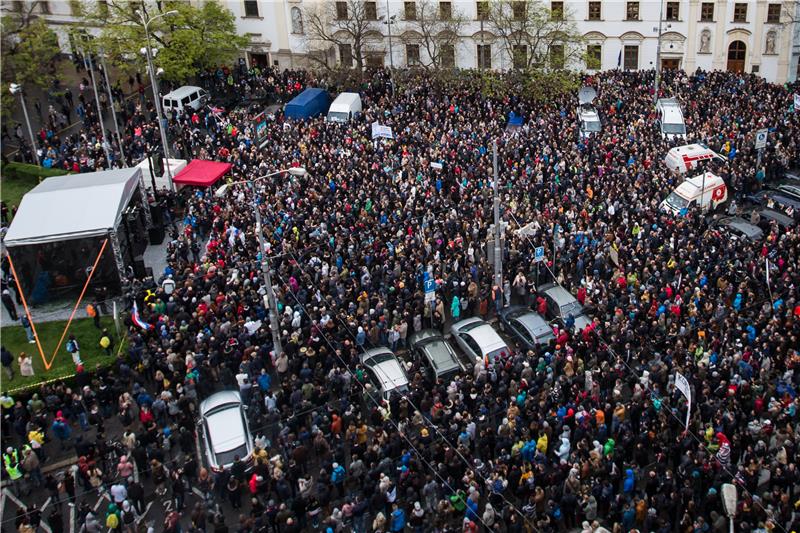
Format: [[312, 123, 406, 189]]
[[399, 0, 465, 69], [304, 0, 378, 73], [487, 0, 583, 70]]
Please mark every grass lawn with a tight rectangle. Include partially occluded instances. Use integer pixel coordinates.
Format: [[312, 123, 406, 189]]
[[0, 173, 40, 212], [0, 316, 123, 394]]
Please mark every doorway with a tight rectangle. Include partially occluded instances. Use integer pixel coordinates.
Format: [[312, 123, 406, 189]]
[[727, 41, 746, 73], [249, 52, 269, 68], [661, 58, 681, 70]]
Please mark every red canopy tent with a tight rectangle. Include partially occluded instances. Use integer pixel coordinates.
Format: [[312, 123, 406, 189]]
[[171, 160, 232, 187]]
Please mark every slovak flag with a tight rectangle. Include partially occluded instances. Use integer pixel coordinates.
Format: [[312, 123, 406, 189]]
[[132, 301, 154, 331]]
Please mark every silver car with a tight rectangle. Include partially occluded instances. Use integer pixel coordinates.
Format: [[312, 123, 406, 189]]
[[450, 317, 511, 365], [199, 390, 254, 471], [538, 283, 593, 332], [360, 347, 409, 400], [409, 329, 465, 380]]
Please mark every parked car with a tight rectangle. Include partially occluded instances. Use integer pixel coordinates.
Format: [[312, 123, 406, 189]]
[[745, 189, 800, 211], [409, 329, 465, 381], [773, 182, 800, 202], [199, 390, 254, 471], [360, 347, 409, 401], [498, 306, 556, 352], [537, 283, 592, 332], [656, 98, 687, 140], [750, 208, 796, 230], [450, 317, 511, 366], [577, 86, 601, 138], [708, 216, 764, 241]]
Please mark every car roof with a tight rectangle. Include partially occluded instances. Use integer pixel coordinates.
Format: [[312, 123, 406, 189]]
[[361, 351, 408, 391], [538, 283, 577, 306], [453, 319, 506, 351], [718, 217, 763, 239], [757, 208, 795, 226], [414, 334, 460, 374], [578, 86, 597, 104], [205, 405, 246, 453], [163, 86, 203, 99], [200, 390, 242, 414], [578, 107, 600, 122]]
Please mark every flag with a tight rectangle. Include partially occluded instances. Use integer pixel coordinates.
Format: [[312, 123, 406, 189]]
[[132, 301, 153, 331], [765, 258, 770, 289], [617, 50, 622, 68]]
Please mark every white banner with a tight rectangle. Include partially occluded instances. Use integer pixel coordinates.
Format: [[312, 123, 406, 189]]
[[371, 121, 394, 140], [794, 93, 800, 111], [675, 372, 692, 428]]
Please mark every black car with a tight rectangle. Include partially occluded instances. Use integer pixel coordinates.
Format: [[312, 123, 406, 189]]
[[498, 305, 556, 352]]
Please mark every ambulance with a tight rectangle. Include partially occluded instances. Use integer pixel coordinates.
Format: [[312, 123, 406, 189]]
[[660, 172, 728, 215], [664, 144, 726, 174]]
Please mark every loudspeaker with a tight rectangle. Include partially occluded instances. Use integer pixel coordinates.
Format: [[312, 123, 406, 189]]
[[132, 256, 147, 278], [149, 202, 165, 228], [148, 226, 165, 245]]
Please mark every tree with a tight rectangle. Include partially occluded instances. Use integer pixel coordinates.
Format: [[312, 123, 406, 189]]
[[1, 2, 61, 120], [304, 0, 377, 73], [79, 0, 247, 83], [487, 0, 583, 70], [400, 0, 466, 69]]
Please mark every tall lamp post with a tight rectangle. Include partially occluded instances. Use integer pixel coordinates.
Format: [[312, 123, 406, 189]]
[[215, 167, 308, 358], [8, 83, 40, 166], [140, 9, 177, 191], [383, 0, 395, 93], [80, 47, 112, 166], [99, 50, 126, 165], [653, 0, 665, 103]]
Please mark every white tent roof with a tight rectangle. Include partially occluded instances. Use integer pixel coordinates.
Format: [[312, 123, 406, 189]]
[[3, 168, 142, 247], [135, 157, 187, 191]]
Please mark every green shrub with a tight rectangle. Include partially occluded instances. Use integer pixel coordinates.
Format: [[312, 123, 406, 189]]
[[2, 162, 69, 181]]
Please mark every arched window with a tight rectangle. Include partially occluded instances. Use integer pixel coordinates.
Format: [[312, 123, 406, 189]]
[[291, 7, 304, 34]]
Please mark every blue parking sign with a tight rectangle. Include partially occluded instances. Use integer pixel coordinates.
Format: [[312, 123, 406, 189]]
[[534, 246, 545, 263]]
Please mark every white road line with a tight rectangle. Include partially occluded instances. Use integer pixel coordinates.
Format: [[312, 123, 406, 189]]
[[191, 487, 204, 498], [92, 492, 110, 512], [2, 488, 27, 510], [135, 501, 153, 524], [42, 496, 52, 512], [69, 503, 76, 533], [133, 459, 140, 483], [40, 521, 52, 533]]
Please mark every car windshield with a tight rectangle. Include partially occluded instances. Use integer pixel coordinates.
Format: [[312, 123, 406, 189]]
[[662, 123, 686, 135], [328, 111, 349, 122], [665, 192, 690, 209], [215, 442, 249, 467], [560, 301, 583, 318], [366, 352, 394, 365], [584, 120, 601, 132]]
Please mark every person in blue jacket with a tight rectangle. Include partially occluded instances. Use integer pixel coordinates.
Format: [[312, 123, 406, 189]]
[[390, 503, 406, 532]]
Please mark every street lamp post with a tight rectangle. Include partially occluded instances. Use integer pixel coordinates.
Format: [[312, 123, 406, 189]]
[[215, 167, 308, 358], [492, 139, 502, 290], [140, 9, 177, 191], [8, 83, 40, 166], [383, 0, 395, 93], [653, 0, 665, 103], [81, 48, 112, 166], [99, 51, 126, 165]]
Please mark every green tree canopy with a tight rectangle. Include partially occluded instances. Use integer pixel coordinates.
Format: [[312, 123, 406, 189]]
[[81, 0, 248, 83]]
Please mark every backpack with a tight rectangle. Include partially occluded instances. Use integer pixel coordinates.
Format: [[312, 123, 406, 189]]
[[106, 513, 119, 528], [66, 340, 76, 353]]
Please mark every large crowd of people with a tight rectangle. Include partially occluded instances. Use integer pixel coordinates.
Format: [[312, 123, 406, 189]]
[[2, 63, 800, 533]]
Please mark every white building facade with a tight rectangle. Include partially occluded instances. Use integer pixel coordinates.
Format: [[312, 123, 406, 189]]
[[17, 0, 800, 83]]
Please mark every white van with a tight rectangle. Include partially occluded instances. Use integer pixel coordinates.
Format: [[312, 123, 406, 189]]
[[656, 98, 687, 140], [326, 92, 362, 123], [660, 172, 728, 215], [664, 144, 726, 174], [162, 86, 209, 116]]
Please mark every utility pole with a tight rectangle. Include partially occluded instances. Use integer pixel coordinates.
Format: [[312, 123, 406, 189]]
[[492, 140, 502, 291], [82, 49, 112, 165], [653, 0, 665, 103], [100, 51, 126, 165], [384, 0, 395, 94], [9, 84, 39, 166], [252, 192, 284, 358]]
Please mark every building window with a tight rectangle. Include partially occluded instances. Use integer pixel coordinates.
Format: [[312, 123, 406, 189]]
[[733, 3, 747, 22], [512, 1, 525, 20], [665, 1, 679, 20], [587, 44, 601, 69], [626, 1, 639, 20], [339, 44, 353, 66], [623, 44, 638, 70], [291, 6, 304, 34], [404, 1, 416, 20], [766, 3, 781, 23], [440, 44, 455, 67], [336, 1, 348, 20], [476, 1, 489, 19], [39, 1, 51, 14], [587, 1, 601, 20], [366, 54, 384, 67], [700, 2, 713, 21], [243, 0, 259, 17], [549, 44, 564, 68], [365, 1, 377, 20], [551, 1, 563, 20], [512, 45, 527, 69], [477, 43, 491, 68], [406, 44, 420, 66], [439, 1, 452, 19]]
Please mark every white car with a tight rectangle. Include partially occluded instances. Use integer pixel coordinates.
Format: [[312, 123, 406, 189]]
[[450, 317, 511, 365], [199, 391, 254, 470], [577, 86, 601, 138], [656, 98, 687, 141], [360, 347, 409, 401]]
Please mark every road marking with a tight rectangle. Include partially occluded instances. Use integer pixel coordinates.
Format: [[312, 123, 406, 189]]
[[93, 492, 111, 511], [135, 501, 153, 524], [69, 503, 75, 533], [42, 497, 52, 511], [40, 521, 52, 533], [192, 487, 205, 498], [2, 488, 27, 510], [133, 458, 140, 483]]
